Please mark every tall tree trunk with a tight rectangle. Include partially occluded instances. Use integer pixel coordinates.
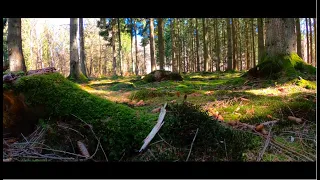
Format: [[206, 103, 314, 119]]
[[257, 18, 265, 63], [231, 18, 236, 70], [215, 19, 220, 72], [149, 18, 156, 71], [143, 45, 146, 74], [8, 18, 26, 72], [308, 18, 313, 66], [313, 18, 316, 66], [295, 18, 302, 58], [112, 18, 117, 76], [202, 18, 208, 71], [195, 18, 200, 71], [69, 18, 81, 79], [134, 20, 139, 75], [305, 18, 309, 63], [245, 19, 250, 70], [117, 18, 123, 76], [251, 19, 256, 67], [157, 18, 165, 70], [130, 18, 134, 74], [226, 18, 232, 71], [79, 18, 87, 77], [171, 18, 177, 72], [238, 19, 242, 71], [265, 18, 296, 57]]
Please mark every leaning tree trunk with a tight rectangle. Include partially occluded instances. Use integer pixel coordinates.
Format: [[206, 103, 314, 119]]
[[149, 18, 156, 72], [79, 18, 87, 77], [68, 18, 82, 80], [265, 18, 296, 57], [7, 18, 27, 72]]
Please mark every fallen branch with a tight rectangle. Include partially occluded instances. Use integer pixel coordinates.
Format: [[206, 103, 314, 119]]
[[186, 128, 199, 162]]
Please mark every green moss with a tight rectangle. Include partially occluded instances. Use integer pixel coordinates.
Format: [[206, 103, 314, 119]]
[[129, 88, 174, 100], [245, 53, 316, 79], [162, 103, 261, 161], [109, 82, 136, 91], [294, 78, 316, 90], [67, 72, 89, 83], [10, 72, 153, 160]]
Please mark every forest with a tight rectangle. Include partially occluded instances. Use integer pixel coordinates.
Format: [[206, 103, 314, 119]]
[[2, 18, 317, 162]]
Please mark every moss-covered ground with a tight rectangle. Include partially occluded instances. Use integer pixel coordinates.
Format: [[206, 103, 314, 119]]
[[3, 69, 316, 162]]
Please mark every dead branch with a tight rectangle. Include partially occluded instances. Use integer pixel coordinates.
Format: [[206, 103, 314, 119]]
[[186, 128, 199, 162]]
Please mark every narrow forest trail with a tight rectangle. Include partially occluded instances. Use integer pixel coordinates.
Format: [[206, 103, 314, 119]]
[[77, 72, 316, 161]]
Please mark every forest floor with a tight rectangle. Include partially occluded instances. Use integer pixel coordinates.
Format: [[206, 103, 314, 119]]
[[78, 72, 316, 161], [3, 71, 316, 162]]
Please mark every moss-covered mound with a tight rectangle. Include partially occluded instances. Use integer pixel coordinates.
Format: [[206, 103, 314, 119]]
[[244, 53, 316, 79], [160, 103, 261, 161], [3, 72, 155, 160], [144, 70, 183, 83], [109, 82, 136, 91]]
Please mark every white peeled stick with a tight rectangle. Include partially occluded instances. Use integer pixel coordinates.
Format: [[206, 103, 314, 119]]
[[139, 103, 167, 152]]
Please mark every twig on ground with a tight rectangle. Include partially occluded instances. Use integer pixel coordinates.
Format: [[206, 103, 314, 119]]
[[119, 151, 126, 162], [257, 124, 274, 161], [270, 139, 314, 161], [186, 128, 199, 162], [148, 149, 157, 161], [223, 139, 228, 159], [57, 124, 85, 138], [71, 113, 108, 161], [158, 134, 178, 149]]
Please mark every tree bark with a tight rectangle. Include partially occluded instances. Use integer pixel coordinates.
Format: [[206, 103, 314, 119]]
[[149, 18, 156, 71], [308, 18, 313, 66], [117, 18, 123, 76], [68, 18, 82, 79], [202, 18, 208, 71], [215, 19, 220, 72], [8, 18, 26, 72], [195, 18, 200, 71], [257, 18, 265, 63], [226, 18, 232, 71], [295, 18, 302, 58], [111, 18, 117, 76], [157, 18, 165, 70], [79, 18, 87, 77], [251, 19, 256, 67], [245, 19, 250, 70], [265, 18, 296, 57], [130, 18, 134, 74], [134, 19, 139, 75], [305, 18, 309, 63], [313, 18, 316, 66], [171, 18, 177, 72], [231, 18, 237, 70]]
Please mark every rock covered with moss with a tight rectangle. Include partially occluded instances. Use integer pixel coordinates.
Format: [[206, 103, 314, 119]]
[[143, 70, 183, 82]]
